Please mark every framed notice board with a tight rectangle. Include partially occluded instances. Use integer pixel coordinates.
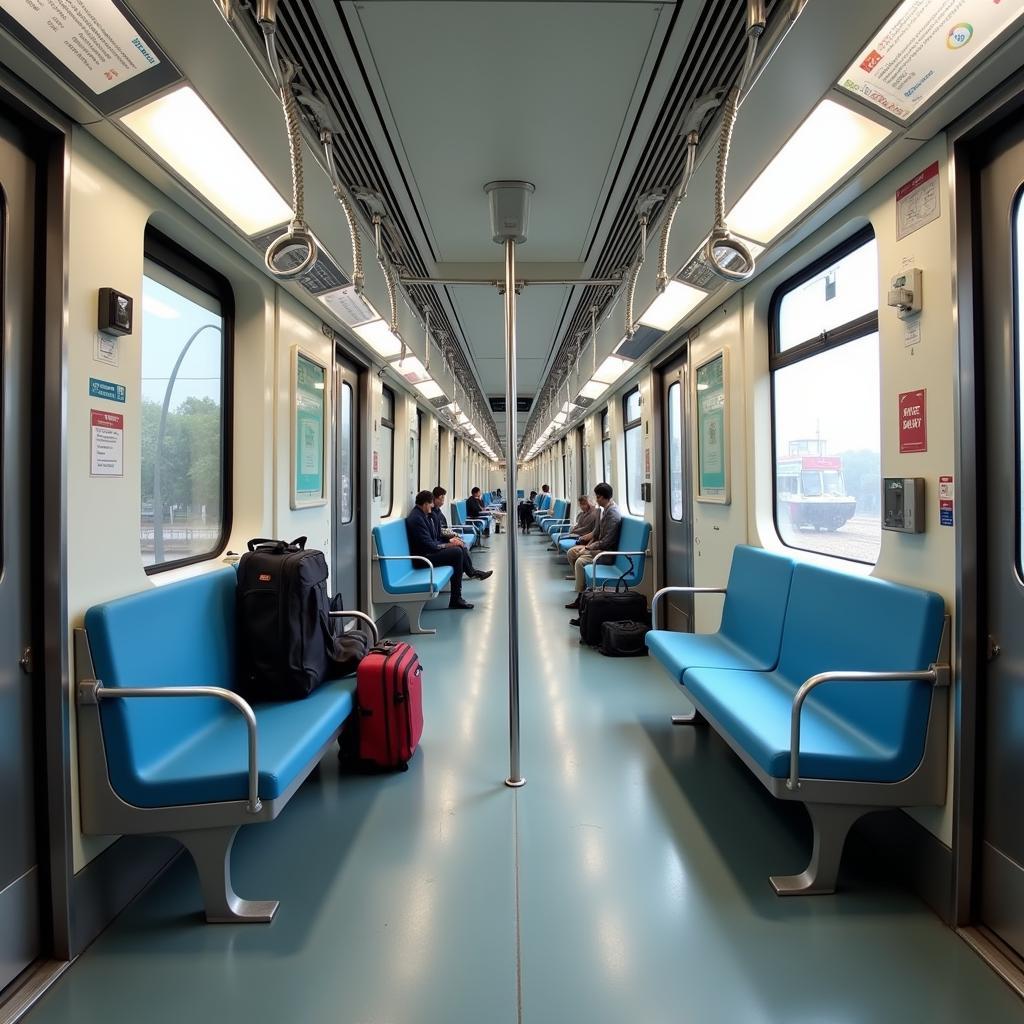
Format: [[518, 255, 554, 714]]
[[694, 348, 730, 504], [291, 346, 328, 509]]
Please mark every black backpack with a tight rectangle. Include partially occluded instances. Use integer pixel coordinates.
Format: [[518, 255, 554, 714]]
[[236, 537, 368, 701], [598, 619, 650, 657]]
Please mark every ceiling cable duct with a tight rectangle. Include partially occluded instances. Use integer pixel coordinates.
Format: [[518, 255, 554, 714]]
[[257, 0, 318, 280], [704, 0, 766, 283]]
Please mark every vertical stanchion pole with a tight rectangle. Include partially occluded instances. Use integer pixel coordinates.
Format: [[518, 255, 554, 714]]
[[504, 236, 525, 788]]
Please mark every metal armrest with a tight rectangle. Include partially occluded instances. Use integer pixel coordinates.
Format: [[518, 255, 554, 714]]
[[78, 682, 262, 814], [592, 549, 650, 581], [787, 663, 951, 792], [373, 553, 438, 593], [651, 585, 728, 629], [328, 610, 380, 646], [555, 530, 579, 542]]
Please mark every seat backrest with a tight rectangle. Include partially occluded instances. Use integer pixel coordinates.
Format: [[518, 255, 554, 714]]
[[373, 521, 415, 588], [549, 498, 568, 522], [517, 489, 524, 498], [717, 546, 795, 669], [778, 564, 945, 752], [453, 499, 468, 525], [611, 517, 651, 581], [538, 493, 552, 511], [84, 568, 237, 784], [483, 492, 492, 505]]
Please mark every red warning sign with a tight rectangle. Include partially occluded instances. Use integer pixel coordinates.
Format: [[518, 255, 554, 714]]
[[899, 389, 927, 454]]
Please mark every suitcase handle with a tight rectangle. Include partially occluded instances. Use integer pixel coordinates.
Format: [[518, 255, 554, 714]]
[[247, 536, 307, 553]]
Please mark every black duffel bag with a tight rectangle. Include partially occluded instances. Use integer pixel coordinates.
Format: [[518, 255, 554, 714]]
[[577, 580, 648, 647], [598, 619, 650, 657], [236, 537, 368, 701]]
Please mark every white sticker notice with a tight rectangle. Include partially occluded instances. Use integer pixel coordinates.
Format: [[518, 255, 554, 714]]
[[897, 161, 941, 239], [90, 408, 123, 476], [0, 0, 160, 94], [840, 0, 1024, 122]]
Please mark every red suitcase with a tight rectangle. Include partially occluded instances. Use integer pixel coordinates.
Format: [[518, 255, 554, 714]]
[[350, 641, 423, 770]]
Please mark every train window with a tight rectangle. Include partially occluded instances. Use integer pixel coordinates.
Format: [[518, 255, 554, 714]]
[[770, 228, 880, 564], [623, 387, 643, 515], [667, 381, 683, 521], [416, 409, 423, 491], [380, 385, 395, 516], [140, 231, 232, 573], [339, 381, 353, 524], [601, 409, 611, 484]]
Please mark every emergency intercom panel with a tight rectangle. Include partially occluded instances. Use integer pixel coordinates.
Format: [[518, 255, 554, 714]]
[[882, 477, 925, 533]]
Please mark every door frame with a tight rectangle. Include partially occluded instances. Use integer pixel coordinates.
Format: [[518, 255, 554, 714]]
[[332, 344, 367, 613], [0, 69, 72, 971], [950, 72, 1024, 936]]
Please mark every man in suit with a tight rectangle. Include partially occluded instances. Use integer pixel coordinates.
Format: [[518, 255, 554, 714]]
[[431, 487, 493, 581], [406, 490, 474, 610], [466, 487, 493, 536], [566, 482, 622, 612]]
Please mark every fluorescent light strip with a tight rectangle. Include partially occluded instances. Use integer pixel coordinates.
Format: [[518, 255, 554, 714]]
[[121, 86, 292, 235], [727, 98, 890, 244], [415, 379, 445, 400], [638, 280, 708, 331], [593, 355, 633, 386], [354, 319, 403, 359]]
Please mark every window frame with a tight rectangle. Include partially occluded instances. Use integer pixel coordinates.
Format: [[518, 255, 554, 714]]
[[142, 227, 234, 576], [1013, 184, 1024, 577], [667, 379, 683, 522], [622, 386, 643, 515], [768, 225, 879, 565], [416, 408, 423, 492], [380, 384, 395, 517], [601, 408, 611, 484]]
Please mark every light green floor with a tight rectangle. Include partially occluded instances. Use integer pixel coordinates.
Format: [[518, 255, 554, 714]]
[[27, 534, 1024, 1023]]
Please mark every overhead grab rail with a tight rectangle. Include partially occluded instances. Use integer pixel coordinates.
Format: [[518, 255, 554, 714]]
[[257, 0, 318, 280]]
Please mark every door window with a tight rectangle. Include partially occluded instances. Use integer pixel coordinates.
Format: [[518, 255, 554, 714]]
[[667, 380, 683, 521], [380, 385, 395, 515], [623, 387, 643, 515]]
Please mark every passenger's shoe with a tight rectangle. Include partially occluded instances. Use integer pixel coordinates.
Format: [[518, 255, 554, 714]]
[[568, 617, 580, 627], [474, 569, 494, 580], [563, 574, 574, 580], [565, 597, 580, 609], [449, 598, 474, 610]]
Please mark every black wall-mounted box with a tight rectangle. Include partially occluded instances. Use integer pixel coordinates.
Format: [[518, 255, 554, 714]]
[[98, 288, 133, 336]]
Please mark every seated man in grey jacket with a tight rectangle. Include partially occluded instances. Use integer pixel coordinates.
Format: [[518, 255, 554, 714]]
[[561, 495, 598, 570], [565, 483, 622, 609]]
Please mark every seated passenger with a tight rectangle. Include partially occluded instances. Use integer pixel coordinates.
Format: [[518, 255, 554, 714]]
[[565, 482, 622, 613], [406, 491, 474, 610], [431, 487, 493, 582], [560, 495, 597, 576], [518, 490, 537, 532], [466, 487, 491, 536]]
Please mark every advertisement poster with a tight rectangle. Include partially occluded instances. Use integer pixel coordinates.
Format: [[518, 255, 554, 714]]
[[899, 388, 928, 453], [840, 1, 1024, 121], [0, 0, 160, 94], [292, 347, 327, 508], [695, 350, 729, 504]]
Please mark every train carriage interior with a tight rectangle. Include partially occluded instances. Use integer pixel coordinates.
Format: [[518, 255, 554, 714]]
[[4, 0, 1024, 1020]]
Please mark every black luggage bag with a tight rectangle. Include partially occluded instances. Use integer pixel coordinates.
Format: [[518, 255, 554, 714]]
[[236, 537, 367, 701], [577, 583, 648, 647], [598, 619, 650, 657]]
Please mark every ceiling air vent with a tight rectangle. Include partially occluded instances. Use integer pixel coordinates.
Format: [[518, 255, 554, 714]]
[[489, 397, 533, 413], [616, 324, 664, 361]]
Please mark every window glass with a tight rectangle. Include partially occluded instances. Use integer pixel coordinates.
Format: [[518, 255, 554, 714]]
[[141, 256, 228, 570], [381, 385, 395, 516], [416, 409, 423, 491], [667, 381, 683, 521], [777, 238, 878, 352], [772, 233, 880, 564], [623, 387, 643, 515], [601, 409, 611, 485], [339, 381, 353, 524]]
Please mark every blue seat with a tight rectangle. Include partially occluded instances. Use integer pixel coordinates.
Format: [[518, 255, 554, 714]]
[[539, 498, 569, 537], [531, 493, 553, 523], [582, 517, 651, 589], [77, 566, 366, 922], [452, 499, 490, 543], [373, 521, 454, 595], [645, 546, 795, 679], [683, 565, 945, 784]]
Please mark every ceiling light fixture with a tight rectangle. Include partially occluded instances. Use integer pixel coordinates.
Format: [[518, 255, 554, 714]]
[[120, 85, 292, 235], [638, 280, 707, 331]]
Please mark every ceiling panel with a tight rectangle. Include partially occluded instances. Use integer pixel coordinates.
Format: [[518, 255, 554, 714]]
[[352, 1, 668, 261]]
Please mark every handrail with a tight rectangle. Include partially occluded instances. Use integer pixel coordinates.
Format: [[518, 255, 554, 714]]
[[373, 553, 438, 593], [651, 585, 728, 629], [80, 682, 262, 813], [328, 610, 379, 646], [592, 548, 650, 581], [787, 664, 950, 791]]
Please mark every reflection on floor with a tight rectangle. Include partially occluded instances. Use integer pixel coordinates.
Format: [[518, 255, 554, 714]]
[[26, 535, 1024, 1023]]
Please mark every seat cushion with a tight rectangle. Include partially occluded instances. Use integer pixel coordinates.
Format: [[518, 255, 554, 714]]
[[117, 679, 356, 807], [584, 560, 643, 587], [646, 631, 770, 681], [682, 666, 925, 783], [718, 546, 795, 670], [384, 565, 454, 595]]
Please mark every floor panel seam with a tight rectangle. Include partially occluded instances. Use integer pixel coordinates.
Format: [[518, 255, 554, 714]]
[[514, 789, 523, 1024]]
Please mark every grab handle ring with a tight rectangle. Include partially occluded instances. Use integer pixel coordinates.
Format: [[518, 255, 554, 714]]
[[704, 228, 755, 283], [264, 226, 318, 281]]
